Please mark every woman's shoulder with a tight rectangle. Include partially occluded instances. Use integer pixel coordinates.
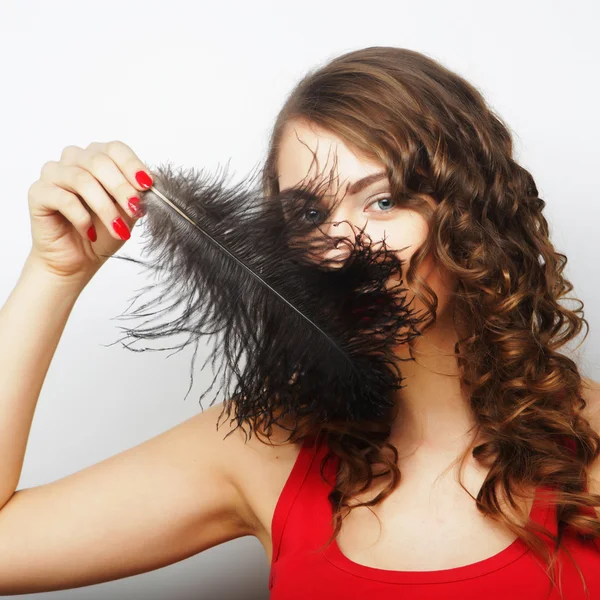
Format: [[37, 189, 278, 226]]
[[581, 377, 600, 424], [222, 409, 306, 545], [578, 377, 600, 501]]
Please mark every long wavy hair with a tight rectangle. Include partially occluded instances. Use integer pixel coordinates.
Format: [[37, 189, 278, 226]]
[[253, 46, 600, 596]]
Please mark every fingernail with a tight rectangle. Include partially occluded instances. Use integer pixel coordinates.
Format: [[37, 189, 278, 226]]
[[112, 217, 130, 240], [128, 196, 141, 215], [135, 170, 153, 189], [87, 225, 97, 242]]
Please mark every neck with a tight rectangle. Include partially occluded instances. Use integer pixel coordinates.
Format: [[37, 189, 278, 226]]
[[388, 312, 479, 456]]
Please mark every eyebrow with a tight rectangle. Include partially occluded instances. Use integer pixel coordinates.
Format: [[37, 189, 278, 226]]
[[280, 171, 388, 195], [346, 171, 388, 194]]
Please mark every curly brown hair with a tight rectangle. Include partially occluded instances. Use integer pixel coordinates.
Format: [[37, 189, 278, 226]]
[[252, 46, 600, 596]]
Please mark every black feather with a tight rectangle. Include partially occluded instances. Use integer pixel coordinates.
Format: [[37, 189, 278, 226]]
[[105, 160, 426, 440]]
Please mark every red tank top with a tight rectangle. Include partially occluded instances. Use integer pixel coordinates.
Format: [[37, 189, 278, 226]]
[[269, 435, 600, 599]]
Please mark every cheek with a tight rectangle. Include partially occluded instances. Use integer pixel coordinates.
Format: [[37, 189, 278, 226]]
[[364, 211, 430, 288], [366, 211, 428, 259]]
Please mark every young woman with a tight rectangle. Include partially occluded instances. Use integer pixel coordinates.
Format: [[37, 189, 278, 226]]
[[1, 46, 599, 599]]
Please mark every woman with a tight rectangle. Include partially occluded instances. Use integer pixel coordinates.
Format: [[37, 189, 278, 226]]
[[1, 46, 599, 598]]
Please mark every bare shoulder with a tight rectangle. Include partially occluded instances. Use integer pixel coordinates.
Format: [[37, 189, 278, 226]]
[[578, 377, 600, 495], [580, 376, 600, 424], [214, 405, 304, 551], [579, 376, 600, 439]]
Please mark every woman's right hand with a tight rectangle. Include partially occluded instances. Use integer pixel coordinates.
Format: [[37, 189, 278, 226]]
[[27, 141, 153, 284]]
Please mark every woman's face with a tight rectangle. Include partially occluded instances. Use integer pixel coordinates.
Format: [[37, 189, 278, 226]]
[[276, 119, 457, 331]]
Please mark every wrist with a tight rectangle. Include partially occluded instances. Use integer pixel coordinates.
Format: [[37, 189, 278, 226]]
[[21, 253, 92, 296]]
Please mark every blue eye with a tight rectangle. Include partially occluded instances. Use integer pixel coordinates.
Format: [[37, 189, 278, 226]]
[[369, 196, 395, 211]]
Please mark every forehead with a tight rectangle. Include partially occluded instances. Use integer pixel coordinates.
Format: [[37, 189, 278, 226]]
[[276, 119, 387, 195]]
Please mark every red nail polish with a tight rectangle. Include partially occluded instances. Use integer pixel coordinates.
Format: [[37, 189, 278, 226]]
[[128, 196, 140, 214], [112, 217, 130, 240], [135, 170, 153, 189], [87, 225, 97, 242]]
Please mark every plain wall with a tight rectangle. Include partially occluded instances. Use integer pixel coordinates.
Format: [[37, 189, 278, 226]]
[[0, 0, 598, 598]]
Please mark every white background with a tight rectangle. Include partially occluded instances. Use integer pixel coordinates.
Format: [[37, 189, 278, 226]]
[[0, 0, 598, 598]]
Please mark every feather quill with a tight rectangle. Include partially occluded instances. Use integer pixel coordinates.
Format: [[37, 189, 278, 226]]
[[105, 160, 426, 439]]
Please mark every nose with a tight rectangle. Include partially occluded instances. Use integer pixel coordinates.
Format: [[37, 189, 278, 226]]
[[320, 219, 356, 266]]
